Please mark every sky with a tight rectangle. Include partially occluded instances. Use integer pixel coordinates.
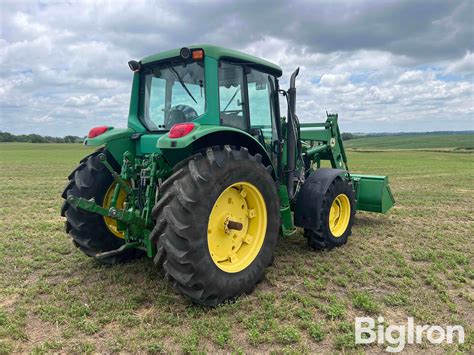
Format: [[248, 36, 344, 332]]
[[1, 0, 473, 136]]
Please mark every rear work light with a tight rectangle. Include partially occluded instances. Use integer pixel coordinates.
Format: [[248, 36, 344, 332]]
[[169, 123, 195, 139], [88, 126, 109, 138]]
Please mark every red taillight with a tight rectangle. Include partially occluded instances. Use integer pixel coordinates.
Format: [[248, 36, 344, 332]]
[[169, 123, 195, 138], [88, 126, 109, 138]]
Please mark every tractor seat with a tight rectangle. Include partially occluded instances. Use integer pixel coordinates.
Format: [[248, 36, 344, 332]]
[[220, 113, 247, 130]]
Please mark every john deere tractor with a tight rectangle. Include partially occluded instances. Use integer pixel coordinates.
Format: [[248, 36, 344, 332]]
[[61, 45, 394, 306]]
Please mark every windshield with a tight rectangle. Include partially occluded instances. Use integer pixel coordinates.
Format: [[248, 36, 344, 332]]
[[139, 61, 205, 130]]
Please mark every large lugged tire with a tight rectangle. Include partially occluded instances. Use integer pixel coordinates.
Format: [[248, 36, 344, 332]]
[[304, 177, 355, 250], [150, 146, 279, 306], [61, 149, 143, 264]]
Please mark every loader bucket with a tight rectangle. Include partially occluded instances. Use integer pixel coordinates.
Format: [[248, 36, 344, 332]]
[[351, 174, 395, 213]]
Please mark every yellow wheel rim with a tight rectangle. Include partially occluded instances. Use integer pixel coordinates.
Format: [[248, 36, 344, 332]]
[[329, 194, 351, 238], [207, 182, 267, 273], [102, 182, 127, 239]]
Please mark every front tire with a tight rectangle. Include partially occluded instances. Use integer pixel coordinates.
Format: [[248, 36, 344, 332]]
[[151, 146, 279, 306], [304, 177, 355, 250]]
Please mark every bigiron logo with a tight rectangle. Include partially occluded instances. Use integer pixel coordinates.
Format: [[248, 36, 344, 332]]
[[355, 316, 465, 352]]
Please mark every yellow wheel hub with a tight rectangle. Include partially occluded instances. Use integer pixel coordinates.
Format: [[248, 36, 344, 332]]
[[103, 182, 127, 239], [329, 193, 351, 237], [207, 182, 267, 273]]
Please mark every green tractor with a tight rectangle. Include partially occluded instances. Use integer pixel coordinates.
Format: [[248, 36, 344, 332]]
[[61, 45, 394, 306]]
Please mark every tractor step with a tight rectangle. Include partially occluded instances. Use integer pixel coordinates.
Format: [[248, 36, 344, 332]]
[[352, 174, 395, 213]]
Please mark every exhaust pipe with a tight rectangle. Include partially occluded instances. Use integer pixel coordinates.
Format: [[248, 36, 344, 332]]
[[286, 67, 299, 199]]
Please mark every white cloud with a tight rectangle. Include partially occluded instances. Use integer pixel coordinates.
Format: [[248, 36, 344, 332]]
[[12, 12, 48, 36], [65, 94, 101, 107], [396, 70, 436, 84], [320, 73, 351, 87], [98, 93, 130, 107], [32, 115, 53, 123], [445, 51, 474, 75]]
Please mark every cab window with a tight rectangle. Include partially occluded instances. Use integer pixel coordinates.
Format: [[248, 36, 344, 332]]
[[140, 61, 205, 130], [218, 62, 247, 130]]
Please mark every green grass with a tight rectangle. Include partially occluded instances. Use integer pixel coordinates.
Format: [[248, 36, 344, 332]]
[[345, 133, 474, 150], [0, 143, 473, 353]]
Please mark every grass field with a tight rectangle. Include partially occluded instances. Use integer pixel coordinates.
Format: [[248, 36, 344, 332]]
[[0, 142, 473, 353], [345, 133, 474, 150]]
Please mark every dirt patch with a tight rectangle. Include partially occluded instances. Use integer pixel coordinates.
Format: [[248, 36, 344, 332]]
[[21, 315, 61, 350]]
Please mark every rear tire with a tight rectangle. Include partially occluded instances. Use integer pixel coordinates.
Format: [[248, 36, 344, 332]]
[[151, 146, 279, 306], [61, 149, 144, 264], [304, 177, 355, 250]]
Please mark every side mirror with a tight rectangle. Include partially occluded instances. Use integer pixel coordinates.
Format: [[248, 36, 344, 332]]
[[128, 60, 141, 72]]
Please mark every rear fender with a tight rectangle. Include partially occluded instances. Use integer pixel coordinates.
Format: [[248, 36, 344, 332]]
[[157, 124, 275, 177], [84, 127, 135, 165], [294, 168, 347, 230]]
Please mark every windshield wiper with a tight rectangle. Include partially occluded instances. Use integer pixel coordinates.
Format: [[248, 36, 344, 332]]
[[168, 64, 197, 104]]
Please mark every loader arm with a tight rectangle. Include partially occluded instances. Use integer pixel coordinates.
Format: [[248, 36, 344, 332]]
[[299, 114, 348, 170], [296, 114, 394, 213]]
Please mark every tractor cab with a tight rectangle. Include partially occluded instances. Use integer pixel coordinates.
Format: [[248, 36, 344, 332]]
[[132, 45, 282, 130], [122, 46, 283, 165]]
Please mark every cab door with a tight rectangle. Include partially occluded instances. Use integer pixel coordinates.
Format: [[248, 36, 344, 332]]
[[246, 68, 279, 166]]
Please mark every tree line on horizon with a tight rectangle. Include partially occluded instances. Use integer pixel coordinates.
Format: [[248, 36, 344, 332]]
[[0, 131, 84, 143]]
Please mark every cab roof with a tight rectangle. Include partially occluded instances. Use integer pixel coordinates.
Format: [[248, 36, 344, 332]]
[[140, 44, 283, 77]]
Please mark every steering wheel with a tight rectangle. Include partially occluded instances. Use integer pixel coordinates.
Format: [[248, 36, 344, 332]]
[[165, 104, 198, 127]]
